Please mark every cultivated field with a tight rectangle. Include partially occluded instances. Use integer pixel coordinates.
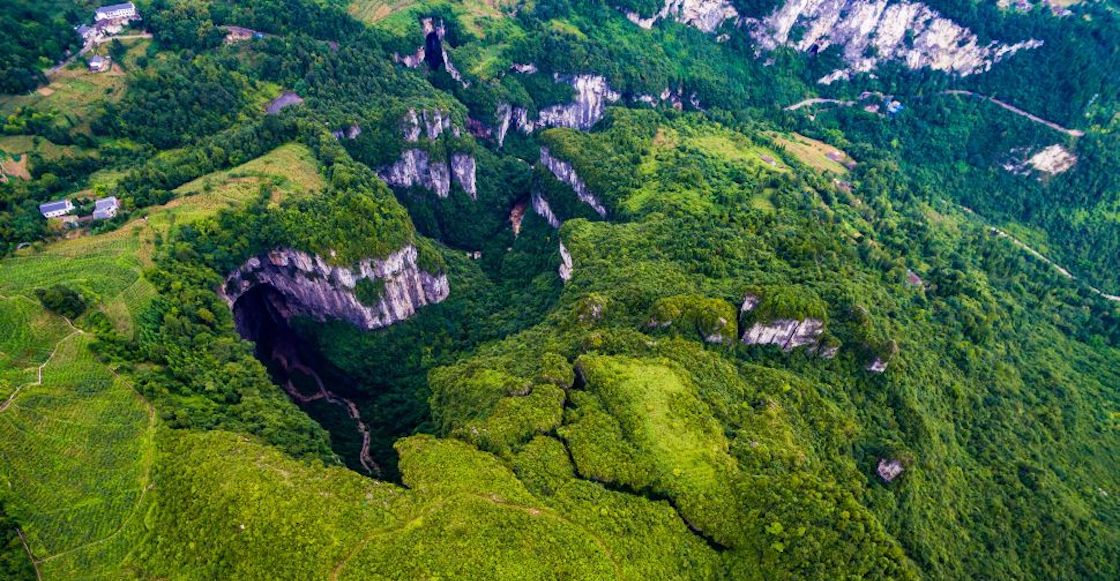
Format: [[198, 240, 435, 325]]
[[768, 132, 855, 174], [0, 144, 323, 575]]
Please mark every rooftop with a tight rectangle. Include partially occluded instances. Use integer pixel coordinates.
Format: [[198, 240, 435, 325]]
[[96, 2, 137, 14], [95, 196, 119, 210], [39, 200, 73, 214]]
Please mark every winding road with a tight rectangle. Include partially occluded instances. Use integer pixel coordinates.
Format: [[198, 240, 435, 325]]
[[940, 90, 1085, 137]]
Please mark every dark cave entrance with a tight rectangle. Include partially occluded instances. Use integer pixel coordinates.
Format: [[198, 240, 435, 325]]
[[231, 284, 395, 480], [424, 31, 445, 71]]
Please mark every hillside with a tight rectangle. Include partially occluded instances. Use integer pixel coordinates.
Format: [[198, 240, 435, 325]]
[[0, 0, 1118, 578]]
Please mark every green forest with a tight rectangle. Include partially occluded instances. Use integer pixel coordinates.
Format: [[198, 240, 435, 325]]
[[0, 0, 1118, 578]]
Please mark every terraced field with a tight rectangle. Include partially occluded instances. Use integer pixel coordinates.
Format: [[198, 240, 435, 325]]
[[0, 144, 323, 575]]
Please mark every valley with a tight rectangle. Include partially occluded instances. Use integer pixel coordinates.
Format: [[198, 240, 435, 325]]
[[0, 0, 1118, 579]]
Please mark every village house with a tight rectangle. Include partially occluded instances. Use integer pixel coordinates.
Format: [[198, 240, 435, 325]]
[[93, 196, 120, 220], [88, 55, 111, 73], [94, 2, 138, 23], [39, 200, 75, 219]]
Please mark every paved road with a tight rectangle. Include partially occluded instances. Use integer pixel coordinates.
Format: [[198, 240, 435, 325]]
[[941, 90, 1085, 137]]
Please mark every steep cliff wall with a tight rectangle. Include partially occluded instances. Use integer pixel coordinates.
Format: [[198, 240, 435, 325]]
[[618, 0, 1038, 78], [750, 0, 1041, 76], [381, 109, 477, 198], [221, 245, 449, 331], [624, 0, 739, 33], [540, 147, 608, 217], [741, 318, 826, 351], [494, 75, 621, 145], [559, 240, 574, 282], [395, 18, 467, 86], [531, 191, 562, 229]]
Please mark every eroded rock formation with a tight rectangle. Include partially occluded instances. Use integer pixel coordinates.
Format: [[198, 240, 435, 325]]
[[531, 191, 562, 229], [624, 0, 739, 33], [395, 17, 468, 86], [221, 246, 449, 331], [559, 240, 574, 282], [750, 0, 1041, 76], [540, 147, 608, 217], [494, 75, 621, 146], [381, 109, 476, 198], [741, 318, 826, 351]]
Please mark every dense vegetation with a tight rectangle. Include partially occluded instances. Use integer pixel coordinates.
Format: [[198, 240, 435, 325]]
[[0, 1, 82, 94], [0, 0, 1117, 578]]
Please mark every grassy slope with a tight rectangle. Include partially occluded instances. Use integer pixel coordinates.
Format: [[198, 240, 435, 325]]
[[0, 144, 322, 577]]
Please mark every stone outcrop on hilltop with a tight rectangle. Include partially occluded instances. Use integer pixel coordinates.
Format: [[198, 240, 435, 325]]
[[221, 246, 449, 331], [495, 75, 621, 145], [379, 109, 477, 199]]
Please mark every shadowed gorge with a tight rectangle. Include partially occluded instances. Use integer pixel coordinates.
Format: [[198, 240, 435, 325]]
[[231, 283, 411, 480]]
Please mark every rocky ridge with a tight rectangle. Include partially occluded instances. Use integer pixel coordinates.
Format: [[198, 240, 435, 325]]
[[539, 147, 608, 218], [380, 109, 477, 199], [616, 0, 1039, 78], [221, 245, 449, 331]]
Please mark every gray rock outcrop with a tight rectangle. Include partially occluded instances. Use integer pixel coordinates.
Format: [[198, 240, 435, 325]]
[[403, 108, 458, 142], [540, 147, 608, 218], [750, 0, 1041, 77], [531, 191, 562, 229], [380, 149, 476, 199], [221, 245, 449, 331], [559, 241, 574, 282], [395, 18, 468, 86], [741, 318, 825, 351], [493, 75, 621, 146], [877, 458, 904, 482], [624, 0, 739, 33]]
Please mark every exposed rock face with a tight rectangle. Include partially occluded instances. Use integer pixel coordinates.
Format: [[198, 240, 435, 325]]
[[877, 458, 904, 482], [538, 75, 621, 131], [531, 191, 562, 229], [540, 147, 608, 218], [741, 318, 825, 351], [867, 357, 889, 373], [510, 62, 539, 74], [380, 149, 476, 198], [559, 240, 574, 282], [332, 124, 362, 140], [221, 246, 449, 331], [450, 153, 477, 199], [493, 75, 621, 146], [403, 108, 457, 142], [750, 0, 1042, 76], [380, 149, 451, 197], [1027, 144, 1077, 175], [395, 18, 468, 86], [624, 0, 739, 33], [740, 293, 760, 312]]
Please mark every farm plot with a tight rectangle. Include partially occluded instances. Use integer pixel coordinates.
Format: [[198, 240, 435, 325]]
[[767, 132, 855, 174], [0, 332, 154, 574]]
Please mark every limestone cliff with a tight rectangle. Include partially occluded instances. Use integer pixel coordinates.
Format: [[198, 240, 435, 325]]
[[559, 240, 574, 282], [619, 0, 1039, 78], [540, 147, 608, 218], [395, 18, 468, 86], [221, 245, 449, 331], [381, 109, 477, 199], [494, 75, 621, 145], [531, 191, 562, 229], [750, 0, 1041, 76], [624, 0, 739, 33], [741, 318, 826, 351]]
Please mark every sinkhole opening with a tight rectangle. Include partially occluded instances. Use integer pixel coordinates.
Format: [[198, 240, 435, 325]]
[[230, 283, 414, 481]]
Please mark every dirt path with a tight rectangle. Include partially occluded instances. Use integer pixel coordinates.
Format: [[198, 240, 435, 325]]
[[46, 33, 153, 78], [272, 348, 380, 477], [0, 321, 83, 413], [941, 90, 1085, 137]]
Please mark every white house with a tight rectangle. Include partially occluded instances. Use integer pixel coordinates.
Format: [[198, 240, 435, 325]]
[[88, 55, 111, 73], [39, 200, 75, 219], [94, 2, 138, 22], [93, 196, 120, 220]]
